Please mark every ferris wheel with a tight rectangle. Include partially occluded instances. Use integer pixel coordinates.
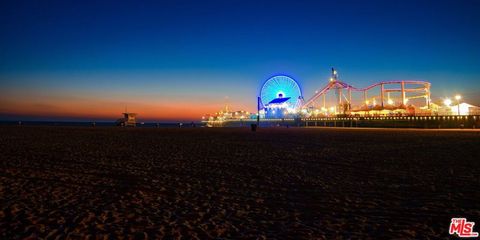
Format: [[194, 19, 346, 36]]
[[260, 75, 302, 107]]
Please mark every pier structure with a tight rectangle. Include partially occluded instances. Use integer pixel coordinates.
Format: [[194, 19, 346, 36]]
[[303, 115, 480, 129], [203, 68, 480, 128]]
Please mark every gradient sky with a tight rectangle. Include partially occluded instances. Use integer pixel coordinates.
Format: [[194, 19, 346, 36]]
[[1, 0, 479, 121]]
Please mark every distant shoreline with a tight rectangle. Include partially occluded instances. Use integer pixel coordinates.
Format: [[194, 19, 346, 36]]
[[0, 121, 205, 127]]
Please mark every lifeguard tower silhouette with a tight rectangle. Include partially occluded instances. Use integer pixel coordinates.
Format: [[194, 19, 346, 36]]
[[116, 107, 137, 127]]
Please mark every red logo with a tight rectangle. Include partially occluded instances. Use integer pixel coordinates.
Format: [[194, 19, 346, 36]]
[[450, 218, 479, 238]]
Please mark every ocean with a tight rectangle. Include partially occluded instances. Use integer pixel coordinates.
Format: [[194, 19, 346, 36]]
[[0, 121, 205, 128]]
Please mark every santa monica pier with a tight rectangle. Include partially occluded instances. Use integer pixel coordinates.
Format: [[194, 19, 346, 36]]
[[203, 69, 480, 128]]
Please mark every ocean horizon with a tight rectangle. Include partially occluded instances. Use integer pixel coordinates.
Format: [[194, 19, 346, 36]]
[[0, 120, 205, 127]]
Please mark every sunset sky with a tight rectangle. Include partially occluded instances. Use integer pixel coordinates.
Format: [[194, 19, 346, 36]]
[[1, 0, 479, 121]]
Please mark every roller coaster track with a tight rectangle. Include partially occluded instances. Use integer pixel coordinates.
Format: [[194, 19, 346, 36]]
[[302, 78, 431, 108]]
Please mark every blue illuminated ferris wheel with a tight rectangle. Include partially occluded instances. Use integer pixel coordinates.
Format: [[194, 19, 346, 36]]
[[260, 75, 302, 108]]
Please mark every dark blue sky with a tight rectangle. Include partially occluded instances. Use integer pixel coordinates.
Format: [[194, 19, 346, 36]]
[[0, 0, 479, 120]]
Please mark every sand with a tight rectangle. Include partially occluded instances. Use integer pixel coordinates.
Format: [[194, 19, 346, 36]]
[[1, 126, 479, 239]]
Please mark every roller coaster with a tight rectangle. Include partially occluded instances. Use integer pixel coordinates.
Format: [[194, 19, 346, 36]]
[[301, 68, 431, 116]]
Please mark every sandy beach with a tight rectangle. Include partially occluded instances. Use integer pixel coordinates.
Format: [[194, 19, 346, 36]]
[[1, 126, 479, 239]]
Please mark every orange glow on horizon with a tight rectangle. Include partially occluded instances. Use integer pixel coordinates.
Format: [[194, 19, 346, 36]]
[[1, 101, 228, 121], [0, 89, 253, 121]]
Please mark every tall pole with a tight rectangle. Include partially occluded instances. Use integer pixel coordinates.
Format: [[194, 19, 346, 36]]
[[332, 67, 337, 81], [363, 91, 367, 105], [380, 84, 385, 108], [457, 99, 460, 116], [348, 88, 352, 111], [426, 83, 431, 109], [338, 88, 342, 105], [401, 81, 406, 105], [336, 87, 342, 114], [323, 94, 326, 109], [257, 97, 261, 125]]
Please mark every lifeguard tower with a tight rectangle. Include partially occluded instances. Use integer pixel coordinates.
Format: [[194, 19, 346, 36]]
[[116, 112, 137, 127]]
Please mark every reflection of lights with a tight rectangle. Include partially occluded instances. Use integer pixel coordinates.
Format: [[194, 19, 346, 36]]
[[444, 98, 452, 106]]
